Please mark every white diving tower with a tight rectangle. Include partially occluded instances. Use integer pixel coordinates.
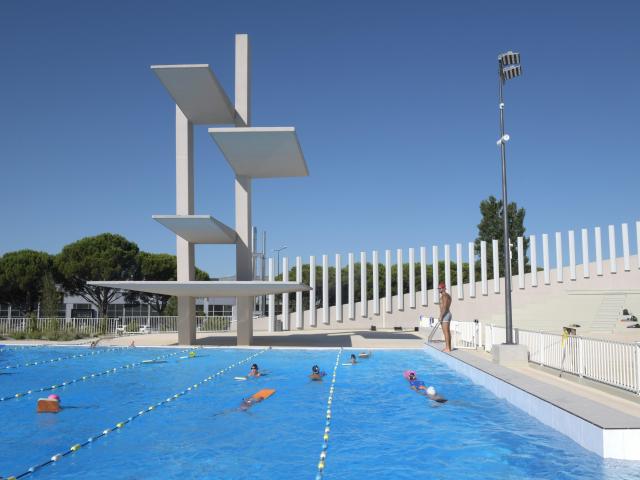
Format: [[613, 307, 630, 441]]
[[90, 34, 310, 345]]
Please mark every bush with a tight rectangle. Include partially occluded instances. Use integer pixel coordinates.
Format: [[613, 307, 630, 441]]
[[202, 316, 231, 331], [125, 321, 139, 333]]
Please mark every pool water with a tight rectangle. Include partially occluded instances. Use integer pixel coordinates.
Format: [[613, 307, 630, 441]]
[[1, 346, 639, 479]]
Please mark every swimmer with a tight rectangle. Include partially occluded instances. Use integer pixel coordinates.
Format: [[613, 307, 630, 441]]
[[309, 365, 326, 381], [239, 395, 264, 411], [350, 354, 357, 365], [248, 363, 261, 377], [129, 340, 136, 348], [358, 351, 371, 359], [37, 394, 61, 413], [407, 372, 447, 403]]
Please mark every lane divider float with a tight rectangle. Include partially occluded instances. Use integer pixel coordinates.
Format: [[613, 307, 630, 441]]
[[315, 348, 342, 480], [2, 347, 122, 370], [3, 349, 267, 480], [0, 348, 191, 402]]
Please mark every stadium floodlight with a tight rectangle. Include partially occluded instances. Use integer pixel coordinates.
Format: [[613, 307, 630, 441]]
[[496, 51, 522, 345]]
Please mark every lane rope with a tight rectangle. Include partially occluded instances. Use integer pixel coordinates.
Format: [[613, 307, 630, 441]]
[[2, 347, 122, 370], [315, 348, 342, 480], [0, 348, 192, 402], [3, 349, 267, 480]]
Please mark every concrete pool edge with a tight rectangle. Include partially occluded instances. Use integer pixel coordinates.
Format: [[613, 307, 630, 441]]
[[423, 343, 640, 461]]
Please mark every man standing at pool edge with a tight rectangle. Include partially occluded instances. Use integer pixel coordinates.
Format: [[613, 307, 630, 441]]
[[439, 281, 452, 352]]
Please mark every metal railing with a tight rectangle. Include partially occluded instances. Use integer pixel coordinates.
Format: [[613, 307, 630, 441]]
[[450, 321, 640, 394], [0, 316, 235, 337]]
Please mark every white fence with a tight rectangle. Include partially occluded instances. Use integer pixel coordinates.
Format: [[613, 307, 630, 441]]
[[0, 316, 234, 336], [450, 321, 640, 394]]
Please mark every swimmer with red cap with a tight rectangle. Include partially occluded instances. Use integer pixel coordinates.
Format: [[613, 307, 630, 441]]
[[438, 281, 453, 352]]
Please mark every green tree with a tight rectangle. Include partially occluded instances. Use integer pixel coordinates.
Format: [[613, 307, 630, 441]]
[[475, 195, 529, 278], [40, 272, 61, 318], [130, 252, 210, 314], [55, 234, 140, 318], [0, 250, 53, 314]]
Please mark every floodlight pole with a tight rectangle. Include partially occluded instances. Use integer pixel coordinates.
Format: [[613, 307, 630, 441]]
[[498, 63, 514, 345]]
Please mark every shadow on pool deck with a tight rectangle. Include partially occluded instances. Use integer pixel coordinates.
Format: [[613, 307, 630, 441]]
[[192, 330, 425, 348]]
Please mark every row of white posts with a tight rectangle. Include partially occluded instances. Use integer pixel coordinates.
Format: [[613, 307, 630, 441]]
[[267, 221, 640, 332]]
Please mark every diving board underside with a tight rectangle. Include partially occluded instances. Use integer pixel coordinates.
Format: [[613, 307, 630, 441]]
[[87, 281, 310, 298], [152, 215, 237, 244], [151, 64, 236, 125], [209, 127, 308, 178]]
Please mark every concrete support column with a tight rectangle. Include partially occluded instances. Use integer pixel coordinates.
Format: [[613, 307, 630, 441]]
[[282, 257, 289, 330], [175, 106, 196, 345], [348, 253, 354, 319], [235, 175, 253, 345], [595, 226, 603, 276], [310, 255, 317, 326], [622, 223, 631, 272], [609, 225, 617, 274], [542, 233, 550, 285], [385, 250, 392, 313], [444, 244, 451, 294], [517, 237, 525, 289], [480, 242, 487, 296], [396, 249, 404, 311], [335, 254, 342, 322], [268, 258, 275, 332], [492, 239, 500, 293], [456, 243, 463, 300], [296, 256, 303, 329]]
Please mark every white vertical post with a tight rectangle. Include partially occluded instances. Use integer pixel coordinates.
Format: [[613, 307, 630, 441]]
[[360, 251, 367, 318], [480, 241, 488, 295], [282, 257, 289, 330], [385, 250, 392, 313], [444, 244, 451, 294], [309, 255, 316, 326], [622, 223, 630, 272], [595, 226, 603, 276], [468, 242, 476, 298], [420, 246, 427, 306], [609, 225, 617, 274], [348, 253, 355, 319], [555, 231, 563, 283], [432, 246, 440, 303], [492, 239, 500, 293], [530, 235, 538, 287], [542, 234, 550, 285], [636, 221, 640, 270], [335, 254, 342, 322], [517, 236, 525, 289], [322, 254, 329, 325], [268, 258, 275, 332], [456, 243, 463, 300], [409, 248, 416, 308], [581, 228, 590, 278], [568, 230, 576, 281], [296, 256, 303, 329], [397, 249, 404, 311], [372, 251, 379, 315]]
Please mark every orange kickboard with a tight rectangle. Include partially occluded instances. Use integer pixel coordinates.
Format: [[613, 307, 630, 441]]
[[37, 398, 60, 413], [251, 389, 276, 400]]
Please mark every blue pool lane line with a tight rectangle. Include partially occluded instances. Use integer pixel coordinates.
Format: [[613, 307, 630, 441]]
[[4, 349, 268, 480], [2, 347, 122, 370], [0, 348, 191, 402], [315, 348, 342, 480]]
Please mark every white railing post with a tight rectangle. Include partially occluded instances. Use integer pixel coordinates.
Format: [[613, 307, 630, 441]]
[[268, 258, 275, 332], [568, 230, 576, 281], [335, 253, 343, 322], [595, 226, 603, 276], [578, 336, 584, 378], [397, 249, 404, 311], [581, 228, 590, 278], [360, 251, 367, 318], [282, 257, 290, 330], [296, 256, 303, 329], [432, 245, 440, 303], [542, 233, 550, 285], [539, 331, 544, 366], [310, 255, 317, 327], [348, 253, 355, 320], [322, 254, 329, 325], [492, 239, 500, 293], [420, 246, 427, 306], [456, 243, 463, 300], [409, 248, 416, 308], [385, 250, 392, 313], [555, 231, 563, 283], [622, 223, 631, 272], [517, 236, 525, 289], [372, 250, 379, 316], [468, 242, 476, 298], [480, 241, 488, 296], [636, 343, 640, 395], [609, 224, 617, 274]]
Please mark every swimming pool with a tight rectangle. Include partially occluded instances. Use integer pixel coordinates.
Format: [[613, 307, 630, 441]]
[[1, 346, 640, 479]]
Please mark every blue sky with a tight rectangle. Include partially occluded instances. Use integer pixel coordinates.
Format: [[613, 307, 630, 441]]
[[1, 0, 638, 277]]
